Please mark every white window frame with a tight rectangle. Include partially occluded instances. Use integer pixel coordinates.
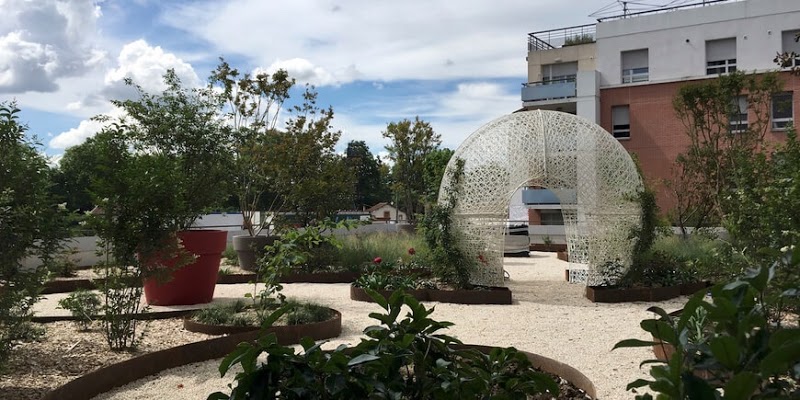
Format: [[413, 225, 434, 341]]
[[706, 38, 737, 75], [621, 49, 649, 84], [621, 67, 649, 84], [612, 105, 631, 140], [772, 92, 794, 131], [729, 96, 748, 133]]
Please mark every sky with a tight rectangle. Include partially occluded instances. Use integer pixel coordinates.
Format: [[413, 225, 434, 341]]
[[1, 0, 632, 164]]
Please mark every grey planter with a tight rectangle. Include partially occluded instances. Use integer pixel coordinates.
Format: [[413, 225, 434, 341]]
[[232, 235, 279, 271]]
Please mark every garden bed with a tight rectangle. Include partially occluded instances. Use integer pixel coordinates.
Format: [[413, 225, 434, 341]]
[[585, 282, 710, 303], [42, 341, 593, 400], [350, 285, 513, 305], [183, 308, 342, 337]]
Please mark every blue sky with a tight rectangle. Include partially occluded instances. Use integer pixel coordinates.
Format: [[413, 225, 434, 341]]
[[1, 0, 626, 163]]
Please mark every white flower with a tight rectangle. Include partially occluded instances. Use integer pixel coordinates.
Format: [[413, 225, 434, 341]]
[[57, 202, 67, 210]]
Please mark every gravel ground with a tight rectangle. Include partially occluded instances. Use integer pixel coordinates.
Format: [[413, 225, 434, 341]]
[[8, 252, 688, 399]]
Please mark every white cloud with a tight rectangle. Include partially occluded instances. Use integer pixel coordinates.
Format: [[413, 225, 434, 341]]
[[0, 0, 105, 93], [265, 58, 339, 86], [49, 115, 108, 150], [103, 39, 202, 99], [161, 0, 606, 86], [49, 39, 203, 150]]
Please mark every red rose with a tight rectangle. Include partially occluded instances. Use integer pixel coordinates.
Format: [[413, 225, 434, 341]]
[[373, 257, 382, 264], [408, 247, 416, 255]]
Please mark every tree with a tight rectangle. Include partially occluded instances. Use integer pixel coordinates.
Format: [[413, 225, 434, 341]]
[[51, 136, 106, 212], [209, 58, 294, 236], [270, 88, 354, 225], [382, 117, 441, 222], [0, 102, 64, 366], [345, 140, 389, 209], [422, 148, 454, 206], [669, 71, 782, 233]]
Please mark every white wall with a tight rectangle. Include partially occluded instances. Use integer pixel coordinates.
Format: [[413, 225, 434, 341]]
[[596, 0, 800, 86]]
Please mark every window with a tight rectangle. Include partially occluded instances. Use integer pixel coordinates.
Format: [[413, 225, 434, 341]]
[[541, 62, 577, 84], [772, 92, 793, 130], [540, 210, 564, 226], [729, 96, 748, 133], [781, 30, 800, 68], [706, 38, 737, 75], [621, 49, 649, 83], [611, 105, 630, 139]]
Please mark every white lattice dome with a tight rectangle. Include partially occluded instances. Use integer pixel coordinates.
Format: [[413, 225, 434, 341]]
[[439, 110, 642, 287]]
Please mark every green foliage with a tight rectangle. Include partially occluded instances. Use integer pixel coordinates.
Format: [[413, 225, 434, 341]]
[[85, 68, 233, 350], [336, 232, 429, 271], [422, 147, 454, 206], [257, 218, 359, 307], [345, 140, 390, 209], [651, 235, 746, 283], [269, 89, 354, 226], [209, 291, 558, 399], [419, 158, 477, 289], [670, 71, 782, 233], [95, 260, 148, 351], [283, 301, 332, 326], [222, 245, 239, 267], [563, 34, 594, 46], [50, 135, 107, 212], [615, 264, 799, 399], [723, 127, 800, 314], [383, 117, 442, 221], [57, 289, 101, 330], [0, 102, 63, 368]]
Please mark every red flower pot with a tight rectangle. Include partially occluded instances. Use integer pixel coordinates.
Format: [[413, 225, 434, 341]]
[[143, 230, 227, 306]]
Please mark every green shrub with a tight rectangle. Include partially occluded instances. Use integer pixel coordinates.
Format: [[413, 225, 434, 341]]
[[57, 289, 101, 330], [284, 301, 332, 326], [1, 102, 65, 367], [614, 264, 799, 399], [222, 245, 239, 267], [651, 235, 746, 283], [209, 291, 559, 399]]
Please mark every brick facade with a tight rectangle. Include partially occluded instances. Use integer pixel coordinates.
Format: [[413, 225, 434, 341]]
[[599, 71, 800, 213]]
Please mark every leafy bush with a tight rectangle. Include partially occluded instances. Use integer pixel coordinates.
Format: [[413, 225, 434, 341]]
[[418, 159, 477, 289], [0, 102, 65, 368], [209, 290, 559, 399], [57, 289, 101, 330], [563, 33, 594, 46], [651, 235, 745, 283], [614, 264, 799, 399]]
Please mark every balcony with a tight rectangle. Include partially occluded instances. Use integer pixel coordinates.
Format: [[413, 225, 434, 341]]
[[528, 24, 596, 52], [521, 78, 576, 102]]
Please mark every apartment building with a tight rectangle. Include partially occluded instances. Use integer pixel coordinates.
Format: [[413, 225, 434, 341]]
[[519, 0, 800, 215]]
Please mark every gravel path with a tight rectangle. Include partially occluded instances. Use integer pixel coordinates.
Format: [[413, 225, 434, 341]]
[[82, 252, 686, 400]]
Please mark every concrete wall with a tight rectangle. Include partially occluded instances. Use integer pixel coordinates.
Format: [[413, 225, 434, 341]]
[[526, 42, 596, 83], [596, 0, 800, 86]]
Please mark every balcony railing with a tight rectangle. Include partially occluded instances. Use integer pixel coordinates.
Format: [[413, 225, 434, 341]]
[[521, 78, 577, 102], [528, 24, 596, 52]]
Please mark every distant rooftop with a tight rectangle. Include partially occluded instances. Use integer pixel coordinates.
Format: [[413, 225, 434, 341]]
[[528, 0, 741, 52]]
